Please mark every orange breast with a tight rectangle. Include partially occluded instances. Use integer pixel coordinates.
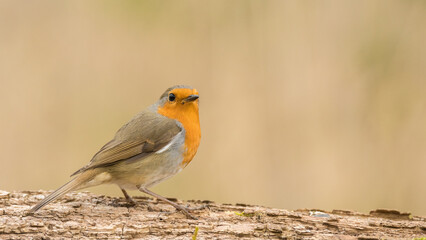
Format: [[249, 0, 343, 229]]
[[181, 112, 201, 167], [158, 101, 201, 168]]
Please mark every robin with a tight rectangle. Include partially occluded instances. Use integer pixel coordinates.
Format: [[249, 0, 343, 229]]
[[30, 85, 201, 219]]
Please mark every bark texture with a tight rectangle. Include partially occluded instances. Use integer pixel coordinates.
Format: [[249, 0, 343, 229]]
[[0, 190, 425, 239]]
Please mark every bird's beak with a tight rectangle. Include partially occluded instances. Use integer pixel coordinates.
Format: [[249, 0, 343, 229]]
[[183, 95, 199, 103]]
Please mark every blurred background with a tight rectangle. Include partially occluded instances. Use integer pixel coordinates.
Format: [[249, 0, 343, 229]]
[[1, 0, 425, 216]]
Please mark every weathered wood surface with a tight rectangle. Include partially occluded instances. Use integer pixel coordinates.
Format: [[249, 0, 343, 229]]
[[0, 190, 425, 239]]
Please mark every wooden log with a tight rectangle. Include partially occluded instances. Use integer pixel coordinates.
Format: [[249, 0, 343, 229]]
[[0, 190, 425, 239]]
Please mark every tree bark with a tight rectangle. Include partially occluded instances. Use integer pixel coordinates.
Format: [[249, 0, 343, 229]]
[[0, 190, 425, 239]]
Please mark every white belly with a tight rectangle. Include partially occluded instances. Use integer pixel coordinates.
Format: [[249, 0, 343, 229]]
[[107, 148, 184, 190]]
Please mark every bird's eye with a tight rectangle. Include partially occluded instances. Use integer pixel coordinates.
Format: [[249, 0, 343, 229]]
[[168, 93, 176, 102]]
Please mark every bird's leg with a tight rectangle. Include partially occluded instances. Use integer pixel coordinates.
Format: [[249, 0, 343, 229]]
[[120, 188, 137, 206], [138, 186, 197, 219]]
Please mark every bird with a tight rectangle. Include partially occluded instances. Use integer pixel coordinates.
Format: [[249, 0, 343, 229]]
[[29, 85, 201, 219]]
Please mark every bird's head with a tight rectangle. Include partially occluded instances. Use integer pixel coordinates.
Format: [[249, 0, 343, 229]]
[[157, 85, 200, 121]]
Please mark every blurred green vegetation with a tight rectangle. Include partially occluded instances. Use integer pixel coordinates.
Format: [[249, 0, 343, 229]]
[[0, 0, 425, 216]]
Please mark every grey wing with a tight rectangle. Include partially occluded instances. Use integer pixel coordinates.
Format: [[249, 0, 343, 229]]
[[71, 110, 181, 176]]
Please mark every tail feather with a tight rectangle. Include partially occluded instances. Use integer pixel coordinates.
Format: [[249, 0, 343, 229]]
[[29, 172, 95, 213]]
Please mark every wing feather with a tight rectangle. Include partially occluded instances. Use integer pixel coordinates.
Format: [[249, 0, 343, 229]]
[[71, 110, 181, 176]]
